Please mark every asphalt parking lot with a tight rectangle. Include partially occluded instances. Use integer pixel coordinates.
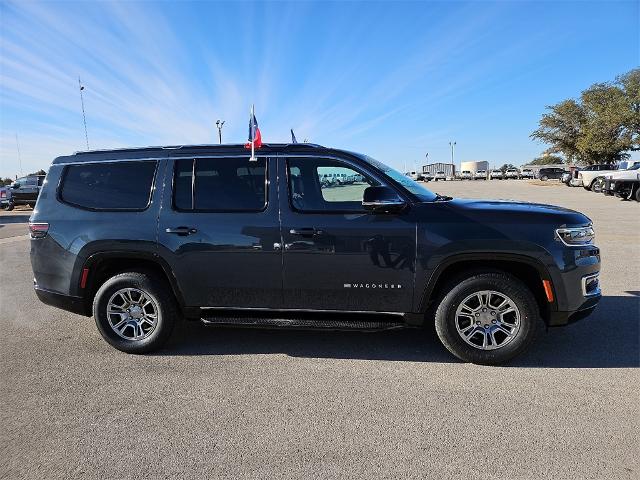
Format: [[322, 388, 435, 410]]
[[1, 181, 638, 479]]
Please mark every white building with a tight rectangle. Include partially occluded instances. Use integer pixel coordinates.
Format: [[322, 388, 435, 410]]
[[460, 161, 489, 173]]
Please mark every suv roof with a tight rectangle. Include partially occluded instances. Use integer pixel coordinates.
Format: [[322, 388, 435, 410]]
[[52, 143, 334, 165]]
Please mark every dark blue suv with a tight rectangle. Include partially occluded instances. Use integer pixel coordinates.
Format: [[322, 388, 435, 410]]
[[29, 144, 601, 364]]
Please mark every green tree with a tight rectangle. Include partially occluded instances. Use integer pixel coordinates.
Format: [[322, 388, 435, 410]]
[[531, 68, 640, 165], [578, 82, 630, 163], [0, 177, 13, 186], [618, 69, 640, 152], [28, 169, 46, 176], [530, 154, 565, 165], [499, 163, 516, 172], [531, 99, 585, 163]]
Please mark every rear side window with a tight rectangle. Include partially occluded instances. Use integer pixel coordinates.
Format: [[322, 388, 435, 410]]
[[60, 161, 157, 210], [173, 157, 267, 211]]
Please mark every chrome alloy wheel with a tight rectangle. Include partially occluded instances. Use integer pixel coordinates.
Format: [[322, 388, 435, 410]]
[[106, 288, 158, 341], [454, 290, 521, 350]]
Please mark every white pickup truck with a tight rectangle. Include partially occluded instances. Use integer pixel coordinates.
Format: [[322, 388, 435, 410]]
[[603, 164, 640, 201], [504, 168, 520, 179], [579, 162, 640, 192]]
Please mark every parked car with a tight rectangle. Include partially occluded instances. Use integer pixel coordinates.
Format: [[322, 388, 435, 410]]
[[561, 167, 582, 186], [602, 164, 640, 201], [30, 143, 601, 365], [521, 169, 534, 179], [422, 171, 434, 182], [0, 185, 12, 209], [460, 170, 473, 180], [537, 167, 567, 181], [2, 175, 45, 210], [489, 169, 503, 180], [504, 168, 520, 179], [474, 170, 487, 180], [405, 171, 424, 182], [434, 171, 446, 181], [575, 163, 640, 191]]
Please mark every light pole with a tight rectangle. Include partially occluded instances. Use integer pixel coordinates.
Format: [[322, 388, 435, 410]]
[[78, 77, 89, 150], [216, 120, 225, 144], [449, 141, 456, 165], [16, 133, 23, 176]]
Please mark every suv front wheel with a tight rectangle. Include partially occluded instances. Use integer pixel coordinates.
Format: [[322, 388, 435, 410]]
[[93, 270, 177, 353], [434, 271, 540, 365]]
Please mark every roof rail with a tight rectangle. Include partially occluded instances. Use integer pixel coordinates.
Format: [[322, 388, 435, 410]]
[[72, 142, 326, 156]]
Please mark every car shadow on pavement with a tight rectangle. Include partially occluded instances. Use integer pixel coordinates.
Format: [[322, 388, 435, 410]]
[[511, 295, 639, 368], [162, 322, 457, 363], [0, 214, 31, 224], [159, 296, 639, 368]]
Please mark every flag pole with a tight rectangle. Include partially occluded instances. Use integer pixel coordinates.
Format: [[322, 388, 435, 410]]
[[250, 104, 256, 162]]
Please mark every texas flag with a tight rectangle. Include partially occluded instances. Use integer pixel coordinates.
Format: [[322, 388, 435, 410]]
[[245, 106, 262, 150]]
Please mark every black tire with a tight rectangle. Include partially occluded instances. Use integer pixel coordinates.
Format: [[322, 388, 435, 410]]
[[540, 175, 548, 181], [6, 203, 14, 211], [591, 177, 605, 193], [93, 270, 178, 353], [635, 185, 640, 202], [434, 271, 541, 365]]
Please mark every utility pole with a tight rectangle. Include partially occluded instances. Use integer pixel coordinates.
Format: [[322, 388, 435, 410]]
[[15, 133, 23, 176], [78, 77, 89, 150], [449, 141, 456, 165], [215, 120, 225, 144]]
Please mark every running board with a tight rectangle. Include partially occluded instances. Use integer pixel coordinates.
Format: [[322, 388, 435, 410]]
[[200, 312, 407, 331]]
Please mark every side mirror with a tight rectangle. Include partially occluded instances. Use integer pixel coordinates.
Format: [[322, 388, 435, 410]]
[[11, 182, 20, 189], [362, 186, 406, 213]]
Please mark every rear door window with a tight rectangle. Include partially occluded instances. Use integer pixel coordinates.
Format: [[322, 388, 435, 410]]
[[60, 161, 157, 210], [173, 157, 267, 211]]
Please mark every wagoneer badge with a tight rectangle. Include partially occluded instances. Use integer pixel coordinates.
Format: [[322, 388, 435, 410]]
[[344, 283, 402, 289]]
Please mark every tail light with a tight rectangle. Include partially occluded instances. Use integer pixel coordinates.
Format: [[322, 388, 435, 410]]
[[29, 222, 49, 238], [1, 190, 5, 198]]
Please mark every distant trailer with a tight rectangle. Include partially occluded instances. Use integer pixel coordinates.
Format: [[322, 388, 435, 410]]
[[422, 163, 455, 177], [460, 161, 488, 174]]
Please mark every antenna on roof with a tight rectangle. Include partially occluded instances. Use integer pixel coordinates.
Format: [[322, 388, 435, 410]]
[[78, 77, 89, 150], [290, 129, 298, 144]]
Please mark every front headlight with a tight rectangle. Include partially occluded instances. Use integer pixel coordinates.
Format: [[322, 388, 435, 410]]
[[555, 226, 595, 246]]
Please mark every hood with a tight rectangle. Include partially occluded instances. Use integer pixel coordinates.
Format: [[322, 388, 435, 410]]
[[608, 169, 640, 180], [444, 198, 591, 227]]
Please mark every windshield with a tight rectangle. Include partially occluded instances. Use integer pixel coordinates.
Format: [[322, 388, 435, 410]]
[[627, 164, 640, 170], [357, 154, 439, 202]]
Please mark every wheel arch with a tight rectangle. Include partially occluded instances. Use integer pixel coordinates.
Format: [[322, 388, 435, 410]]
[[78, 251, 190, 317], [419, 253, 555, 324]]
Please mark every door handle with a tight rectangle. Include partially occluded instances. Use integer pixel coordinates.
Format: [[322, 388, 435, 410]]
[[165, 226, 198, 236], [289, 228, 323, 237]]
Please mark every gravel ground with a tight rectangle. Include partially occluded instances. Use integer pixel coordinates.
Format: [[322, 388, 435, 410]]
[[1, 180, 638, 480]]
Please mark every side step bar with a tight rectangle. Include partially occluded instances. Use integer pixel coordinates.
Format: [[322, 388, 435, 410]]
[[200, 312, 407, 331]]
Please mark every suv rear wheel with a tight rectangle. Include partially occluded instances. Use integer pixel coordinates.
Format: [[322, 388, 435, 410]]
[[434, 271, 540, 365], [93, 270, 177, 353]]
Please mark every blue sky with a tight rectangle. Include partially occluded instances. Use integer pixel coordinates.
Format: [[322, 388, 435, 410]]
[[0, 0, 638, 178]]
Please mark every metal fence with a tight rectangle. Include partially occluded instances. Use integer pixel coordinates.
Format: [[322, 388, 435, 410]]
[[422, 163, 456, 177]]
